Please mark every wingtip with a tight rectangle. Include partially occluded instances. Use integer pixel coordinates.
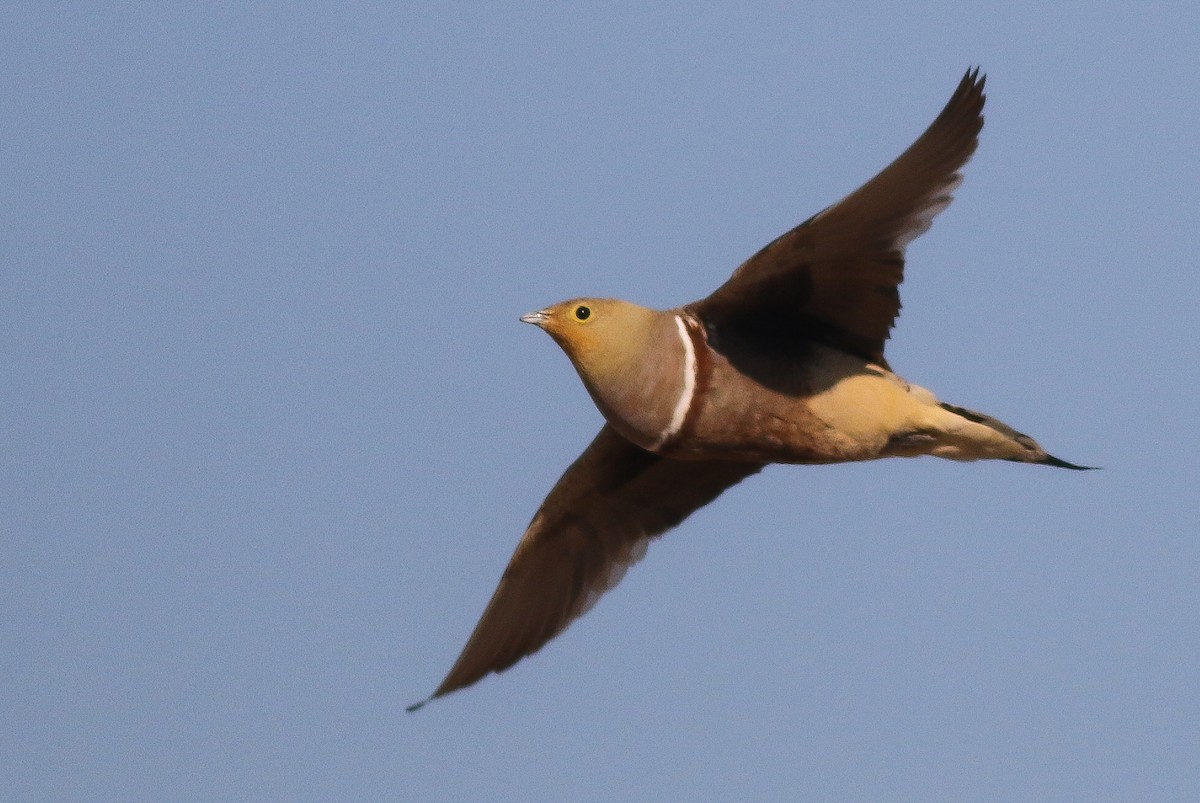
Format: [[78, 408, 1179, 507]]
[[960, 66, 987, 102], [405, 697, 432, 713]]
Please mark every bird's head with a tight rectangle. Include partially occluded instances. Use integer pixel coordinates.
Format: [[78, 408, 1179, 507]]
[[520, 298, 664, 388]]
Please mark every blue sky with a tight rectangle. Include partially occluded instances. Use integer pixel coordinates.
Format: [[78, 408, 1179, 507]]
[[5, 4, 1199, 800]]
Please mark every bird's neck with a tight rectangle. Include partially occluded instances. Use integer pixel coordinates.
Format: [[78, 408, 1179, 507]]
[[578, 312, 707, 453]]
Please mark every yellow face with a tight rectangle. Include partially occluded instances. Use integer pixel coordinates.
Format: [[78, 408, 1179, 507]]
[[521, 297, 660, 380], [524, 298, 613, 356]]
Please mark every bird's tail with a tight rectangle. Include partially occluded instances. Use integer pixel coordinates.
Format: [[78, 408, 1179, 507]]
[[938, 402, 1095, 470]]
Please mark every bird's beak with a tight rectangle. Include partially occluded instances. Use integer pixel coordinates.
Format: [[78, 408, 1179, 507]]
[[520, 309, 550, 327]]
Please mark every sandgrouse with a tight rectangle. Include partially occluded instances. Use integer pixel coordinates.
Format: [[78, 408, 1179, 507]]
[[409, 68, 1089, 711]]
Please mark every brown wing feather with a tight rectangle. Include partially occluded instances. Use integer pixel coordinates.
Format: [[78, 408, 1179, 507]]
[[410, 425, 763, 709], [693, 68, 986, 367]]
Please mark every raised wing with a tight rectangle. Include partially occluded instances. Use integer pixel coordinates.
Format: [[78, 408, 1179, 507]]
[[409, 425, 762, 709], [692, 68, 986, 368]]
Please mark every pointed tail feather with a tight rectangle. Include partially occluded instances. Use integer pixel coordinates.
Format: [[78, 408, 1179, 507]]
[[1030, 453, 1098, 471], [939, 402, 1095, 470]]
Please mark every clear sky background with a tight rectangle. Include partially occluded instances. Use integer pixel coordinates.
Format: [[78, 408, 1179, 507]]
[[4, 4, 1198, 801]]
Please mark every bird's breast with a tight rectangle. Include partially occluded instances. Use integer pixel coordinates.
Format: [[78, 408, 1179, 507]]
[[580, 314, 704, 454], [580, 315, 917, 464]]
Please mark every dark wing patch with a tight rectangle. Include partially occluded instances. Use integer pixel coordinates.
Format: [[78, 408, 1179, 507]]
[[410, 425, 763, 709], [692, 68, 986, 367]]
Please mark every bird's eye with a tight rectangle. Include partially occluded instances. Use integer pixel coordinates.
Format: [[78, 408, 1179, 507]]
[[574, 305, 591, 321]]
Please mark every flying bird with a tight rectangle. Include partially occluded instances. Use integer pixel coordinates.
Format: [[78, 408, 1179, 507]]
[[408, 68, 1089, 712]]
